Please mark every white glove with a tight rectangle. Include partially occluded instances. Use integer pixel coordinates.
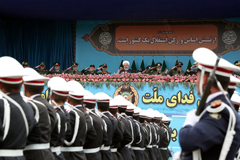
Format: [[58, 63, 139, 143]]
[[183, 109, 200, 127], [173, 151, 181, 160]]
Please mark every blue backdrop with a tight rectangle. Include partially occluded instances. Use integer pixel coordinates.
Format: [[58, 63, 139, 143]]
[[76, 18, 240, 74]]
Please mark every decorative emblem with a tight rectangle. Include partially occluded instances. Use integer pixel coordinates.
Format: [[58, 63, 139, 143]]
[[113, 82, 139, 106], [222, 30, 237, 44], [209, 113, 221, 120], [99, 32, 112, 45]]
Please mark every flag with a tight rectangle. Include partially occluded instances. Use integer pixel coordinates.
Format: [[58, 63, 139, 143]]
[[151, 58, 157, 71], [140, 59, 145, 72], [186, 59, 192, 72], [131, 59, 137, 71], [119, 59, 123, 68], [162, 59, 168, 73], [174, 59, 178, 71]]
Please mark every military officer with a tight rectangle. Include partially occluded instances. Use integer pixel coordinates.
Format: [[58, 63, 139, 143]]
[[67, 86, 98, 159], [160, 115, 172, 160], [95, 92, 118, 160], [132, 107, 146, 160], [113, 96, 133, 160], [152, 62, 166, 76], [82, 64, 98, 75], [167, 62, 185, 76], [48, 77, 71, 160], [0, 56, 40, 160], [63, 62, 82, 75], [22, 68, 55, 160], [145, 110, 157, 160], [22, 61, 30, 68], [139, 111, 150, 160], [142, 65, 153, 75], [83, 91, 108, 160], [176, 47, 240, 160], [35, 62, 49, 74], [227, 76, 240, 98], [49, 62, 63, 74], [231, 91, 240, 112], [233, 60, 240, 76], [62, 81, 88, 160], [106, 98, 124, 160], [187, 62, 198, 76], [97, 64, 111, 75]]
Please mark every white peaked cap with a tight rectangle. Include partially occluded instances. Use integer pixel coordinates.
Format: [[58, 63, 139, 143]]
[[0, 56, 27, 84], [110, 95, 129, 106], [139, 110, 148, 118], [126, 103, 135, 112], [228, 76, 240, 89], [153, 110, 162, 120], [67, 81, 87, 100], [146, 109, 154, 119], [48, 77, 71, 96], [133, 107, 142, 115], [123, 60, 130, 65], [95, 92, 112, 102], [162, 115, 172, 122], [23, 68, 49, 86], [83, 90, 96, 104], [193, 47, 240, 77], [231, 91, 240, 105]]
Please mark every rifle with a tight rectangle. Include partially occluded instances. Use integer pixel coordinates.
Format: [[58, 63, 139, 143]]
[[195, 57, 220, 116]]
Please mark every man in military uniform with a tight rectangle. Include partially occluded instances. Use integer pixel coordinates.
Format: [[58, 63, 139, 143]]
[[232, 60, 240, 76], [22, 68, 55, 160], [62, 81, 88, 160], [49, 62, 63, 74], [83, 92, 108, 160], [152, 62, 166, 76], [185, 62, 198, 76], [132, 108, 146, 160], [142, 65, 153, 75], [95, 92, 118, 160], [160, 116, 172, 160], [167, 62, 185, 76], [174, 48, 240, 160], [48, 77, 71, 160], [63, 62, 82, 75], [22, 61, 30, 68], [101, 96, 124, 160], [82, 64, 98, 75], [97, 64, 111, 75], [0, 56, 41, 160], [35, 62, 49, 74]]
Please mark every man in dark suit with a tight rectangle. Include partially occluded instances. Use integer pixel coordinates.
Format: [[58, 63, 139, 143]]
[[0, 56, 40, 160]]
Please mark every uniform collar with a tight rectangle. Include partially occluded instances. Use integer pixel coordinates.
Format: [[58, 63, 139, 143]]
[[29, 94, 41, 100], [206, 91, 228, 103]]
